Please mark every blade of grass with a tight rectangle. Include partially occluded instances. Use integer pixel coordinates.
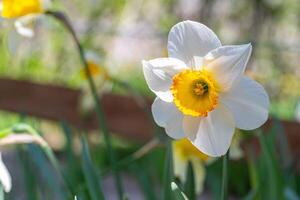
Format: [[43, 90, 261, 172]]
[[17, 147, 39, 200], [171, 182, 188, 200], [162, 141, 173, 200], [257, 130, 284, 200], [0, 184, 4, 200], [246, 148, 260, 200], [28, 144, 66, 200], [221, 151, 229, 200], [131, 163, 157, 200], [81, 137, 105, 200], [184, 161, 195, 200], [60, 121, 83, 193]]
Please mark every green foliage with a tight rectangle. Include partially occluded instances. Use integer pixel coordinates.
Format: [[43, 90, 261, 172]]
[[0, 0, 299, 199], [80, 137, 105, 200], [162, 141, 174, 200], [171, 182, 188, 200], [184, 162, 195, 200]]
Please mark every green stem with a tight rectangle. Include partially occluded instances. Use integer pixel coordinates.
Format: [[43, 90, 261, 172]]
[[45, 11, 124, 198], [221, 151, 229, 200]]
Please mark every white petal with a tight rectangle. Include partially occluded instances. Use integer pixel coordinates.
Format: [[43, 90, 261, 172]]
[[152, 98, 184, 139], [193, 56, 203, 70], [142, 58, 187, 102], [221, 76, 269, 130], [182, 115, 199, 141], [14, 15, 39, 38], [0, 153, 12, 193], [184, 105, 235, 157], [168, 20, 221, 66], [204, 44, 252, 91]]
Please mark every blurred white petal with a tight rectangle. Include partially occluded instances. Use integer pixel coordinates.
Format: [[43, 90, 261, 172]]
[[0, 153, 12, 193], [191, 158, 206, 194], [14, 14, 39, 38]]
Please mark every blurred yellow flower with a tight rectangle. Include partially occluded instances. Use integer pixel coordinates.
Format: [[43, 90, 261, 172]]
[[173, 138, 210, 194], [173, 134, 244, 194], [1, 0, 42, 18], [80, 51, 112, 114], [80, 61, 109, 80], [1, 0, 50, 38]]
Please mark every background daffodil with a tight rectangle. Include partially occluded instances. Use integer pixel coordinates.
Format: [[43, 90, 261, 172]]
[[173, 134, 243, 195], [0, 0, 50, 37], [80, 51, 112, 114], [173, 138, 210, 194], [142, 20, 269, 157]]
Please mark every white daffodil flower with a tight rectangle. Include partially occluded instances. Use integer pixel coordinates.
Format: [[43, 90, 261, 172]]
[[0, 152, 12, 193], [143, 21, 269, 157], [0, 0, 50, 37]]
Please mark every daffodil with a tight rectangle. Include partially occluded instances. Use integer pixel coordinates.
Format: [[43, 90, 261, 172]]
[[80, 51, 112, 113], [0, 152, 11, 193], [143, 21, 269, 157], [0, 0, 50, 37], [173, 138, 209, 194], [173, 134, 243, 194]]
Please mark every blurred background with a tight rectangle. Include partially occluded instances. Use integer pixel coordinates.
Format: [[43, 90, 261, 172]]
[[0, 0, 299, 199]]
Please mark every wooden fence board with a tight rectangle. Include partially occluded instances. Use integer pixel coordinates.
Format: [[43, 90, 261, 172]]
[[0, 78, 299, 155]]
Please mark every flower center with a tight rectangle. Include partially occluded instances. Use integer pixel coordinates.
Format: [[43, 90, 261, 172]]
[[193, 81, 208, 96], [1, 0, 42, 18], [171, 69, 220, 117]]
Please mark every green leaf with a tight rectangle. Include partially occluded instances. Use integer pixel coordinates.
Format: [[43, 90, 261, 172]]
[[17, 147, 39, 200], [0, 183, 4, 200], [257, 130, 284, 200], [171, 182, 188, 200], [184, 161, 195, 200], [81, 137, 105, 200], [60, 122, 82, 193], [247, 152, 260, 200], [162, 141, 173, 200], [131, 163, 157, 200], [28, 144, 66, 199], [221, 152, 229, 200]]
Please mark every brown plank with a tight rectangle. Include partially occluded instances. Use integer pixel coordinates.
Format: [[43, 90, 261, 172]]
[[0, 78, 154, 142], [0, 78, 299, 151]]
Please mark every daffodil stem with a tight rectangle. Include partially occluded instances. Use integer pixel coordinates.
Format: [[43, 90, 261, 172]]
[[221, 151, 229, 200], [45, 10, 124, 198]]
